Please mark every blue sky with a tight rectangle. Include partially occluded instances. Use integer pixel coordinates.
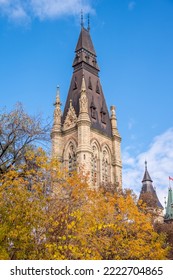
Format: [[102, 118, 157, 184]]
[[0, 0, 173, 206]]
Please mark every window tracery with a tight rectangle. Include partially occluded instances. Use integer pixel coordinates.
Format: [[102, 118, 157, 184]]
[[68, 143, 76, 172], [91, 143, 99, 186], [102, 149, 110, 183]]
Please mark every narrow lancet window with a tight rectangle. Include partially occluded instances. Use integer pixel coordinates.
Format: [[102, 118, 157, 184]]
[[68, 143, 76, 172], [102, 149, 110, 183], [91, 144, 99, 186]]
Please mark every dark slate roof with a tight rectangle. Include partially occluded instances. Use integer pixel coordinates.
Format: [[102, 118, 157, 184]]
[[75, 27, 96, 55], [140, 162, 163, 209], [62, 27, 112, 138], [142, 169, 153, 183]]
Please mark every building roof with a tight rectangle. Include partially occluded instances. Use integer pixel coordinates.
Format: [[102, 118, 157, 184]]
[[75, 26, 96, 55], [139, 161, 163, 209], [62, 26, 113, 138]]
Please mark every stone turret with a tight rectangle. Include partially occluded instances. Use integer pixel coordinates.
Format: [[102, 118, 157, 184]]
[[139, 161, 164, 223], [110, 106, 122, 187], [51, 86, 62, 161]]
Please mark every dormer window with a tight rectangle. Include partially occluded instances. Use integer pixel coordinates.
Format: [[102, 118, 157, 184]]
[[91, 107, 96, 119], [88, 77, 92, 90], [101, 107, 106, 124], [96, 81, 100, 94], [75, 54, 80, 63], [90, 98, 96, 119], [73, 76, 77, 90], [85, 54, 90, 63], [92, 58, 97, 67]]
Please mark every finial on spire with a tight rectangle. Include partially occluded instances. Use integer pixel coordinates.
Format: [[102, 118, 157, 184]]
[[54, 85, 61, 106], [56, 85, 60, 96], [81, 9, 84, 28], [145, 160, 147, 170], [88, 14, 90, 32]]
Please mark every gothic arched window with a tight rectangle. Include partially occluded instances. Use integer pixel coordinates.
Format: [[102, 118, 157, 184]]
[[91, 143, 99, 186], [102, 149, 110, 183], [68, 143, 76, 172]]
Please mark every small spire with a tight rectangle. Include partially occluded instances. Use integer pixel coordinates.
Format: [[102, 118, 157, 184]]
[[54, 85, 61, 106], [81, 73, 86, 92], [110, 105, 116, 118], [56, 85, 60, 97], [81, 10, 84, 28], [56, 85, 60, 102], [88, 14, 90, 32]]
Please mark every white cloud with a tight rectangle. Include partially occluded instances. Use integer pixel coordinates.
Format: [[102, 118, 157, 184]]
[[128, 1, 136, 11], [123, 127, 173, 208], [30, 0, 93, 19], [0, 0, 94, 21]]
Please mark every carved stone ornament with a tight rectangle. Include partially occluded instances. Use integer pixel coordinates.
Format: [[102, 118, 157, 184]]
[[63, 101, 77, 130], [53, 107, 61, 125], [80, 92, 88, 113]]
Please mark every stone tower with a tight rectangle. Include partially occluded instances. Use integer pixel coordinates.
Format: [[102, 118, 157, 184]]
[[51, 24, 122, 188]]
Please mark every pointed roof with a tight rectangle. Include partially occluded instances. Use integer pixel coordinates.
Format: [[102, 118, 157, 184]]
[[75, 27, 96, 55], [164, 187, 173, 221], [62, 25, 112, 138], [139, 161, 163, 209], [142, 160, 153, 183], [72, 26, 99, 73]]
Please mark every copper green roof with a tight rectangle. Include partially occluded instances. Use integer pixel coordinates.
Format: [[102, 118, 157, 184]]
[[164, 187, 173, 221]]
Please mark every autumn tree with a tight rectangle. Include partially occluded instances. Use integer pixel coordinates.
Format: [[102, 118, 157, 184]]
[[0, 103, 50, 176], [0, 148, 49, 259], [44, 172, 168, 260], [0, 148, 169, 260], [154, 222, 173, 260]]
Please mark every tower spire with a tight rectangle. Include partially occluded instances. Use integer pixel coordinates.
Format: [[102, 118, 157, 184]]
[[54, 85, 61, 106], [53, 85, 61, 125], [81, 9, 84, 28], [139, 161, 163, 210], [88, 14, 90, 32]]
